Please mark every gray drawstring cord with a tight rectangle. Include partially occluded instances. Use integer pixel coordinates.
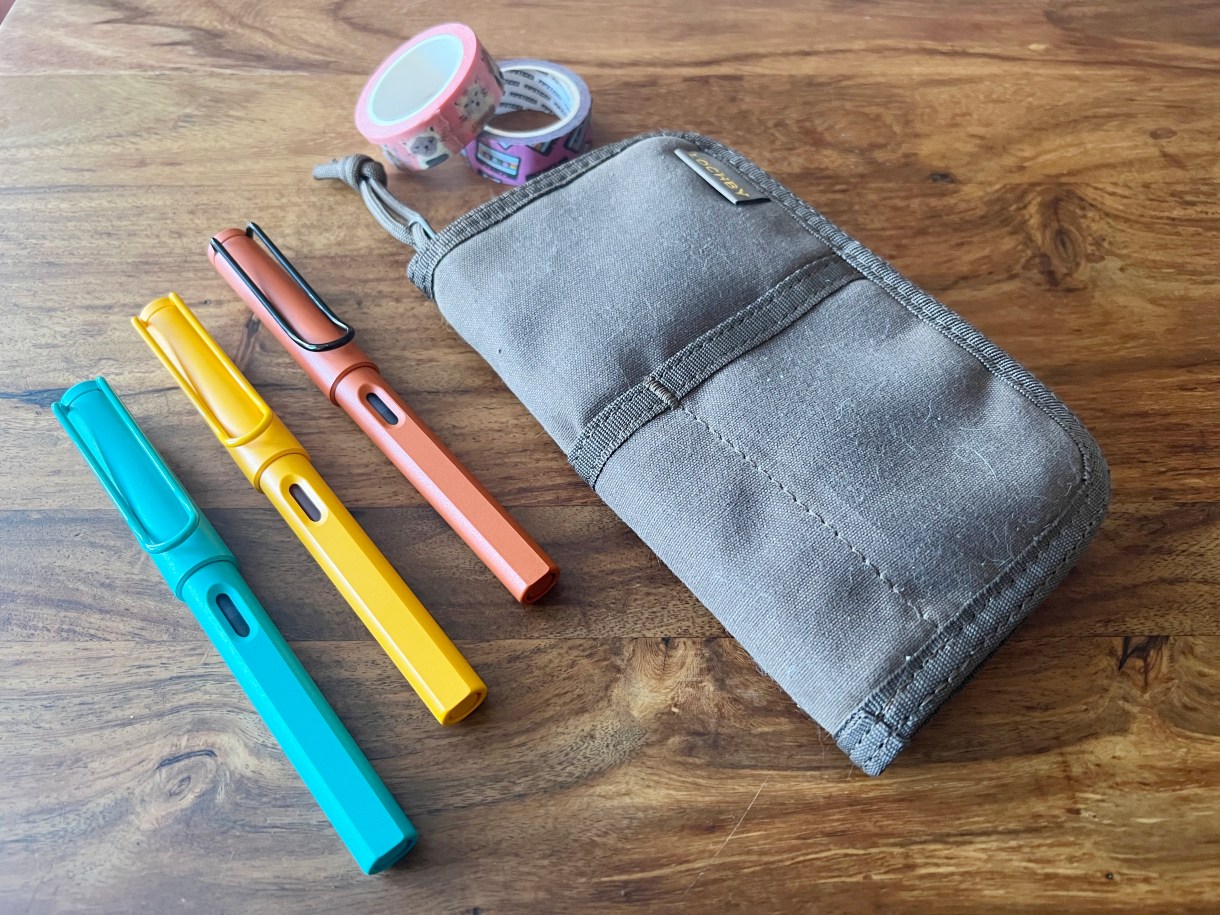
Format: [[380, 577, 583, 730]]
[[312, 154, 437, 251]]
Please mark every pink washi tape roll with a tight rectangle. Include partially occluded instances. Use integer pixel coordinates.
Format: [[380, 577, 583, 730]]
[[356, 23, 504, 171], [463, 59, 592, 186]]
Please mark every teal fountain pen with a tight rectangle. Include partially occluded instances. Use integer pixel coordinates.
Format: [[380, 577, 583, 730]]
[[53, 377, 417, 874]]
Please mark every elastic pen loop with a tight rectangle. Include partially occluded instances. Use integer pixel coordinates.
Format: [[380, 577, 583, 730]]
[[132, 295, 275, 448]]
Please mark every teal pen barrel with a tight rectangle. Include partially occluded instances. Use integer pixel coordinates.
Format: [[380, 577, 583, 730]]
[[178, 560, 417, 873]]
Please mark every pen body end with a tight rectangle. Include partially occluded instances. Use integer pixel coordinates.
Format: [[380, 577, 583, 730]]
[[437, 679, 487, 725], [506, 558, 560, 605], [361, 826, 418, 875], [178, 564, 420, 875], [335, 371, 562, 604]]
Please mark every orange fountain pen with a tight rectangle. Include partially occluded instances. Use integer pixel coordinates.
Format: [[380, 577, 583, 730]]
[[209, 224, 559, 603]]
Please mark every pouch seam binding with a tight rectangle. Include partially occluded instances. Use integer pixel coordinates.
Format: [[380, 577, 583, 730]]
[[838, 460, 1109, 774]]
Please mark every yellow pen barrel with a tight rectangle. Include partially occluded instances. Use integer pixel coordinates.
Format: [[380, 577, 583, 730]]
[[135, 293, 486, 724], [263, 454, 485, 724]]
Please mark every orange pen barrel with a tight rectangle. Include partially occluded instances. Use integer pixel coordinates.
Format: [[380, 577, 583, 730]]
[[209, 226, 559, 603]]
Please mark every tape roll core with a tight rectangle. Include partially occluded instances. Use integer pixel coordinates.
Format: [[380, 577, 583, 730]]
[[464, 58, 592, 186], [484, 64, 580, 139], [366, 35, 465, 126], [356, 23, 504, 171]]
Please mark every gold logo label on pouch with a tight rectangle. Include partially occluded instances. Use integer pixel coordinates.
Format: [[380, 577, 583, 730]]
[[674, 148, 769, 205]]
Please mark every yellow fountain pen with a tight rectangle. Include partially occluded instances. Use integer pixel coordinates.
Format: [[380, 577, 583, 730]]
[[134, 293, 486, 725]]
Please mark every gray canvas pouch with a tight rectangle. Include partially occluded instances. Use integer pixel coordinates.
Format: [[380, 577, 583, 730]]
[[316, 131, 1110, 775]]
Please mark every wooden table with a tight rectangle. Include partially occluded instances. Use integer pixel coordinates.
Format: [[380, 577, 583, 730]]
[[2, 1, 1218, 910]]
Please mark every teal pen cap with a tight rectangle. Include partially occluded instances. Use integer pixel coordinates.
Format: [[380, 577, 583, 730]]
[[53, 377, 418, 873], [54, 377, 231, 597]]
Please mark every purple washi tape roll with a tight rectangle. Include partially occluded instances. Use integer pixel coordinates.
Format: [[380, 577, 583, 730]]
[[462, 58, 592, 186]]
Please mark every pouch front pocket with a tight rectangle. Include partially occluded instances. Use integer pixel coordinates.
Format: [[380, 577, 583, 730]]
[[591, 265, 1087, 742]]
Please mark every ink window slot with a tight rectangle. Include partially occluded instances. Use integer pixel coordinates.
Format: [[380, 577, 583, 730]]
[[215, 592, 250, 638], [366, 392, 399, 425], [290, 483, 322, 522]]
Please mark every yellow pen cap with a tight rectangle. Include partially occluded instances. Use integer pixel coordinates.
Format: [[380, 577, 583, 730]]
[[134, 293, 304, 487]]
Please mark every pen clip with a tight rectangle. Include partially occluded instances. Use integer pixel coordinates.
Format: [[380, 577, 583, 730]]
[[133, 293, 275, 448], [53, 378, 200, 553], [210, 223, 356, 353]]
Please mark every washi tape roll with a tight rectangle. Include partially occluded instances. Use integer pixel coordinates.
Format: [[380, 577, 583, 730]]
[[356, 23, 505, 171], [463, 59, 592, 186]]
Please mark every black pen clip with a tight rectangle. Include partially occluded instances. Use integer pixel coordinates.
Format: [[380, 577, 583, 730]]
[[210, 222, 356, 353]]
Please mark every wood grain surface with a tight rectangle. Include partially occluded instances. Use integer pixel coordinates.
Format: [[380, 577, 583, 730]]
[[2, 1, 1219, 911]]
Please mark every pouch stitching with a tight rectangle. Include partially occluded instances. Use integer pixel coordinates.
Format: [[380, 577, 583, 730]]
[[670, 397, 933, 625], [856, 512, 1105, 773], [893, 508, 1105, 732], [842, 490, 1098, 758], [695, 135, 1094, 486], [861, 734, 906, 776], [840, 710, 885, 752], [567, 255, 857, 485], [842, 467, 1107, 767], [567, 257, 824, 475]]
